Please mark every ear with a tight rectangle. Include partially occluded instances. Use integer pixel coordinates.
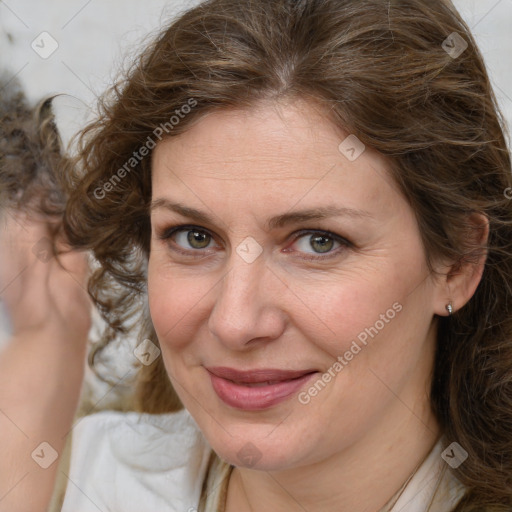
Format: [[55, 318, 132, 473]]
[[433, 212, 489, 317]]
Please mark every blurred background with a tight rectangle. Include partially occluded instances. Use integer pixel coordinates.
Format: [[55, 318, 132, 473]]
[[0, 0, 511, 398]]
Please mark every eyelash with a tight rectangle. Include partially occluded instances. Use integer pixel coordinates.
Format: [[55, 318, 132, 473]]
[[157, 224, 352, 261]]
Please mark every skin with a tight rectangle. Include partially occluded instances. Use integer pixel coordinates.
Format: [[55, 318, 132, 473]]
[[0, 210, 90, 512], [148, 98, 487, 512]]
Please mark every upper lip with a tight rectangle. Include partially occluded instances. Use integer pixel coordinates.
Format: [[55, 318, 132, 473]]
[[206, 366, 318, 383]]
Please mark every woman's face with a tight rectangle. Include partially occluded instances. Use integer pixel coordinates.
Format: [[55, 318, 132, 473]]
[[148, 99, 442, 471]]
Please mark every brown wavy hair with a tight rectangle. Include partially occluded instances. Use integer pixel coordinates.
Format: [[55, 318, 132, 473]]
[[62, 0, 512, 509], [0, 78, 66, 220]]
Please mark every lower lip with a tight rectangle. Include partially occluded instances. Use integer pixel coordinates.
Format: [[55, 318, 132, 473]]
[[209, 371, 318, 411]]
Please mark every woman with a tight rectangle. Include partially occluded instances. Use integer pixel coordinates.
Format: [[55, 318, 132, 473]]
[[1, 0, 512, 510]]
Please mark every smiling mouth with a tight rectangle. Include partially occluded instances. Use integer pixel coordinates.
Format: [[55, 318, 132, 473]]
[[206, 367, 319, 410], [206, 366, 318, 383], [235, 380, 298, 387]]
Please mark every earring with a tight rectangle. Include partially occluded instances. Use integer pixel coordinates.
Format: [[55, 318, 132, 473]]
[[445, 302, 453, 316]]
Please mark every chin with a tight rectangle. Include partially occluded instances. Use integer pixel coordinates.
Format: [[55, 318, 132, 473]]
[[217, 443, 293, 471], [201, 423, 306, 471]]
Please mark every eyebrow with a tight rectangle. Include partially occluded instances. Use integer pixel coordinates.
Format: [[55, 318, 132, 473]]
[[150, 198, 373, 230]]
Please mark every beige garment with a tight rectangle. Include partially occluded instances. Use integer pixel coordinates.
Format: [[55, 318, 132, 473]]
[[198, 452, 233, 512], [198, 438, 466, 512]]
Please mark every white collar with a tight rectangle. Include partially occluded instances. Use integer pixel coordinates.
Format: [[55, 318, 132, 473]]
[[200, 437, 467, 512]]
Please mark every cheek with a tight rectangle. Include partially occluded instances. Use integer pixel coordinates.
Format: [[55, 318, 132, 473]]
[[290, 262, 408, 358], [147, 258, 212, 351], [298, 255, 431, 391], [323, 276, 434, 405]]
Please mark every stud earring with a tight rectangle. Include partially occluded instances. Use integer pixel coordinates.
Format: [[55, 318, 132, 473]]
[[446, 302, 453, 316]]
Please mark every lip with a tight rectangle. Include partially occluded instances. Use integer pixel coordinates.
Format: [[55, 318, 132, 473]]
[[206, 366, 318, 410]]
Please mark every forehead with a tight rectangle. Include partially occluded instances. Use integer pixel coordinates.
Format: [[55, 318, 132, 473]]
[[150, 100, 402, 219], [157, 101, 339, 167]]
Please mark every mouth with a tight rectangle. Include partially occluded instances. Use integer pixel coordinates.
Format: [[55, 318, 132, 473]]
[[206, 366, 319, 410]]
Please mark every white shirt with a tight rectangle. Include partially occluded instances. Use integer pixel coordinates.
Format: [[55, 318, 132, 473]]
[[61, 409, 466, 512]]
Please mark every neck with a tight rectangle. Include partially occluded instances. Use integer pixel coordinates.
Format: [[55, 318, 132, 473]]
[[225, 391, 440, 512]]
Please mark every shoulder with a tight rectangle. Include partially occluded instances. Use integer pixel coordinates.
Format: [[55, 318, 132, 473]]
[[61, 408, 212, 512], [66, 408, 206, 469]]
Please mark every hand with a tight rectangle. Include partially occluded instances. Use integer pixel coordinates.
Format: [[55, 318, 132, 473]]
[[0, 208, 91, 348], [0, 207, 92, 512]]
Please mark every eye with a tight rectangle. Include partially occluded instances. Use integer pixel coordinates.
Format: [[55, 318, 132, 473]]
[[157, 225, 219, 255], [285, 230, 350, 260], [157, 224, 351, 261]]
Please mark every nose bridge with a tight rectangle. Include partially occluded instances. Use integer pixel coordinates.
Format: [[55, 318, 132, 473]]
[[207, 251, 284, 347]]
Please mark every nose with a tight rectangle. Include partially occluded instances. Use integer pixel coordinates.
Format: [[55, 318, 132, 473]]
[[207, 252, 287, 350]]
